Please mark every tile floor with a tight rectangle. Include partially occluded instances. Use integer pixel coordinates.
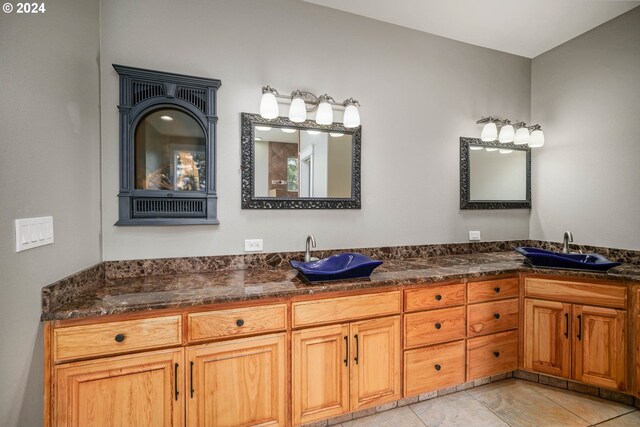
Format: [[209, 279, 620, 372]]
[[335, 379, 640, 427]]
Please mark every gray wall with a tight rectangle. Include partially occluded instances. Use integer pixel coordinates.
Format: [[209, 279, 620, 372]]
[[100, 0, 532, 260], [530, 7, 640, 250], [0, 1, 101, 426]]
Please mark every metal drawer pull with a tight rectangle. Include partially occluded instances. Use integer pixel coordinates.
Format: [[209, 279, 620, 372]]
[[435, 322, 442, 329], [190, 361, 195, 398], [354, 334, 359, 365], [115, 334, 126, 343], [435, 364, 442, 371], [435, 294, 442, 301], [494, 313, 501, 320], [174, 363, 179, 401], [236, 319, 244, 327], [494, 287, 501, 293], [344, 336, 349, 366], [494, 351, 500, 357]]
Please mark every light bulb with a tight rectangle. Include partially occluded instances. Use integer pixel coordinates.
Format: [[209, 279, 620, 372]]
[[529, 129, 545, 147], [330, 132, 344, 137], [281, 128, 296, 134], [485, 147, 499, 152], [306, 130, 321, 135], [481, 122, 498, 141], [514, 127, 530, 145], [499, 124, 515, 143], [160, 115, 173, 121], [343, 103, 360, 128], [288, 97, 306, 123], [316, 100, 333, 125], [470, 145, 484, 151], [255, 126, 271, 131], [499, 149, 513, 154], [259, 92, 278, 119]]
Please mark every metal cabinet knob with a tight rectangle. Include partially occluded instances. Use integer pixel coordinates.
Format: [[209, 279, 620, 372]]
[[115, 334, 125, 343], [236, 319, 245, 327], [494, 287, 501, 293], [435, 294, 442, 301], [434, 364, 442, 371], [494, 313, 501, 320], [435, 322, 442, 329], [494, 351, 500, 357]]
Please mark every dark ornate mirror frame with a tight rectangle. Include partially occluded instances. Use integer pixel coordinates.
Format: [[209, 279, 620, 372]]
[[114, 65, 221, 225], [241, 113, 361, 209], [460, 137, 531, 210]]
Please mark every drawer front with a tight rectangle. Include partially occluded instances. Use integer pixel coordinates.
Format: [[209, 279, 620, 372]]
[[468, 278, 519, 303], [525, 277, 626, 309], [405, 283, 465, 312], [404, 340, 465, 397], [467, 330, 518, 380], [467, 298, 519, 337], [53, 315, 182, 362], [404, 306, 465, 348], [292, 291, 401, 328], [188, 304, 287, 342]]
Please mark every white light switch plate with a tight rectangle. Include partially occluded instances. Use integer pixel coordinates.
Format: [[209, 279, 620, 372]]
[[15, 216, 54, 252], [469, 230, 481, 241], [244, 239, 263, 252]]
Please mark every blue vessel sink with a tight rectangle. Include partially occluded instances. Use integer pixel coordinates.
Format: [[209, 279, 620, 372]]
[[290, 253, 383, 283], [515, 247, 621, 272]]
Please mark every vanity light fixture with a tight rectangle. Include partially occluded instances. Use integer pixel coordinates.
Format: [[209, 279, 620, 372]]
[[477, 117, 545, 148], [330, 132, 345, 137], [306, 130, 321, 135], [499, 149, 514, 154], [255, 125, 272, 131], [259, 85, 361, 128], [281, 128, 297, 134], [485, 147, 499, 152], [470, 145, 484, 150]]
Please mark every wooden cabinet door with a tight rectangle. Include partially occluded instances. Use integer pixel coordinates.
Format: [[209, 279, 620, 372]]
[[54, 348, 183, 427], [350, 316, 401, 411], [524, 298, 571, 378], [186, 333, 286, 427], [573, 305, 626, 390], [292, 324, 350, 425]]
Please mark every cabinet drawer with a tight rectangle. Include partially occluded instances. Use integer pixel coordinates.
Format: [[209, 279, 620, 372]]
[[292, 291, 401, 328], [467, 330, 518, 380], [404, 306, 465, 348], [525, 277, 626, 309], [405, 283, 465, 312], [404, 340, 465, 397], [53, 315, 182, 362], [468, 278, 519, 303], [468, 298, 519, 337], [188, 304, 287, 342]]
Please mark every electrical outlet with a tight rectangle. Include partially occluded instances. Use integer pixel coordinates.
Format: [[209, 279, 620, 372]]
[[15, 216, 54, 252], [244, 239, 263, 252], [469, 230, 481, 241]]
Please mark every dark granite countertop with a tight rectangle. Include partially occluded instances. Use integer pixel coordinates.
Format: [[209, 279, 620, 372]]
[[42, 251, 640, 321]]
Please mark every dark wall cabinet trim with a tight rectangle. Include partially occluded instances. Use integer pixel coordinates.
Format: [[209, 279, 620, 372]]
[[113, 65, 221, 225]]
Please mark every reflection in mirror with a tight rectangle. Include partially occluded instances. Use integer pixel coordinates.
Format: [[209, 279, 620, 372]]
[[135, 109, 206, 191], [253, 127, 353, 198], [460, 137, 530, 209], [241, 113, 361, 209]]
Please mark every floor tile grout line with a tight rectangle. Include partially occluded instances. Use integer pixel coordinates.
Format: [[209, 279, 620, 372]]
[[407, 403, 429, 426], [463, 389, 516, 427], [591, 408, 638, 426]]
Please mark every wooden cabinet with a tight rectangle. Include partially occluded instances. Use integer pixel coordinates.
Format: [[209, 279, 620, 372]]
[[467, 330, 518, 381], [524, 295, 627, 391], [187, 333, 286, 427], [524, 298, 571, 378], [54, 348, 184, 427], [467, 298, 519, 337], [404, 340, 465, 396], [292, 316, 400, 425]]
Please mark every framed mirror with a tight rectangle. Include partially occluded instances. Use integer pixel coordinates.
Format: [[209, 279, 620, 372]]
[[241, 113, 361, 209], [460, 137, 531, 209]]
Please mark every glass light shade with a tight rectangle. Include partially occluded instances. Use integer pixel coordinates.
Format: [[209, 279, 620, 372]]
[[255, 125, 271, 131], [529, 129, 545, 147], [514, 127, 530, 145], [330, 132, 344, 137], [288, 97, 306, 123], [481, 122, 498, 141], [343, 104, 360, 128], [281, 128, 296, 134], [470, 145, 484, 150], [160, 115, 174, 121], [498, 124, 515, 143], [306, 130, 321, 135], [316, 101, 333, 125], [499, 149, 513, 154], [259, 92, 279, 119], [485, 147, 499, 152]]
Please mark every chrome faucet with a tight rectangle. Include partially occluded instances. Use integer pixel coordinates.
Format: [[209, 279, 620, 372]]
[[562, 231, 574, 254], [305, 235, 319, 262]]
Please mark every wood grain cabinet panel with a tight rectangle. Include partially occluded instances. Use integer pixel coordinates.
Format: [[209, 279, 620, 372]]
[[467, 298, 518, 337], [404, 306, 465, 348], [187, 304, 286, 342], [404, 283, 465, 312], [524, 298, 572, 378], [525, 278, 627, 309], [573, 305, 626, 390], [467, 330, 518, 380], [53, 315, 182, 362], [292, 291, 401, 328], [54, 348, 184, 427], [404, 340, 465, 397], [187, 333, 286, 427], [467, 278, 519, 303], [350, 316, 401, 411]]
